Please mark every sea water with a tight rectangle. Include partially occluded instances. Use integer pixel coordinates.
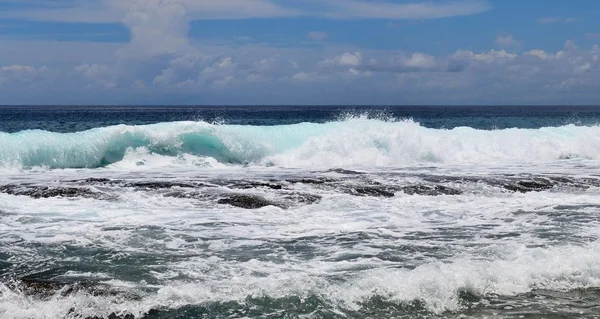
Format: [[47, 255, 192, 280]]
[[1, 106, 600, 318]]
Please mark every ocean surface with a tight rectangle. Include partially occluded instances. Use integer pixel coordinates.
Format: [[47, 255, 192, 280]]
[[1, 105, 600, 319]]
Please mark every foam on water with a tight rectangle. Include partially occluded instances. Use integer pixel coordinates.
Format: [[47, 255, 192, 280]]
[[3, 112, 600, 318], [1, 242, 599, 318], [2, 117, 600, 170]]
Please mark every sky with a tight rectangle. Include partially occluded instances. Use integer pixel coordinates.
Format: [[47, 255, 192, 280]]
[[0, 0, 599, 105]]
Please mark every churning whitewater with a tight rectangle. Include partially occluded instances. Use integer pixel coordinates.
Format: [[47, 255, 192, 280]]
[[2, 107, 600, 319], [2, 117, 600, 170]]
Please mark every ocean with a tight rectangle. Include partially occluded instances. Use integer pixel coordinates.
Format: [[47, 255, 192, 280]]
[[1, 105, 600, 318]]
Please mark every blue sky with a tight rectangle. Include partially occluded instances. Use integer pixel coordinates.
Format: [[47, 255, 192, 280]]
[[0, 0, 599, 105]]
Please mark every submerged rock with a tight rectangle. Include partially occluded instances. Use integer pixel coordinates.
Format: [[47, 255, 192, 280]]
[[79, 313, 135, 319], [0, 185, 109, 199], [124, 181, 200, 189], [229, 182, 284, 190], [401, 185, 462, 196], [504, 180, 555, 193], [348, 187, 396, 198], [286, 178, 334, 185], [218, 194, 279, 209], [282, 193, 322, 205], [6, 278, 132, 299]]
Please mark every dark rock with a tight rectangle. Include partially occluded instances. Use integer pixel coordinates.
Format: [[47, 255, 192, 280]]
[[504, 180, 554, 193], [0, 185, 109, 200], [401, 185, 462, 196], [162, 191, 213, 200], [72, 178, 112, 184], [218, 194, 279, 209], [84, 313, 135, 319], [458, 289, 483, 303], [7, 278, 128, 299], [349, 187, 396, 198], [230, 182, 283, 190], [286, 178, 334, 185], [579, 178, 600, 187], [125, 181, 199, 189], [282, 193, 322, 205], [68, 308, 135, 319]]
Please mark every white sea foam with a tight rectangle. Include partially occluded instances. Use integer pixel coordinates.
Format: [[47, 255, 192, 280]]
[[1, 241, 599, 318], [1, 118, 600, 170]]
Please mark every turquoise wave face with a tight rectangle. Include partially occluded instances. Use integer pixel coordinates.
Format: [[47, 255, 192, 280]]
[[1, 118, 600, 170], [0, 121, 333, 169]]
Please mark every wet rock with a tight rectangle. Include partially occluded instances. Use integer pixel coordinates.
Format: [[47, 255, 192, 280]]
[[162, 191, 213, 200], [6, 278, 129, 299], [579, 178, 600, 187], [401, 185, 462, 196], [348, 187, 396, 198], [504, 180, 555, 193], [72, 178, 112, 184], [282, 193, 322, 205], [286, 178, 334, 185], [68, 307, 135, 319], [229, 182, 283, 190], [0, 185, 109, 200], [218, 194, 280, 209], [82, 312, 135, 319], [125, 181, 200, 189], [458, 289, 483, 303]]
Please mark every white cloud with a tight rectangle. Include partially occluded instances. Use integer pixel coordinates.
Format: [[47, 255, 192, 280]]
[[306, 31, 328, 41], [322, 52, 363, 67], [75, 64, 111, 78], [525, 50, 554, 60], [116, 0, 193, 59], [402, 53, 437, 69], [495, 34, 519, 48], [0, 64, 40, 82], [152, 68, 175, 87], [452, 49, 517, 63], [575, 62, 592, 74]]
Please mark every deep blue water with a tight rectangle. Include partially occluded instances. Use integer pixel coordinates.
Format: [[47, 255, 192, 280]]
[[1, 105, 599, 132]]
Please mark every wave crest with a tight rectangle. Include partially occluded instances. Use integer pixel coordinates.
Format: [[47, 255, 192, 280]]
[[1, 118, 600, 169]]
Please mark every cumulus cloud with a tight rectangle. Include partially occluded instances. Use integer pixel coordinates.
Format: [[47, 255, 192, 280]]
[[452, 49, 517, 63], [402, 53, 437, 69], [75, 64, 111, 78], [495, 34, 519, 48], [322, 52, 363, 67], [7, 37, 598, 104], [0, 0, 599, 105], [0, 64, 42, 82], [116, 0, 193, 59]]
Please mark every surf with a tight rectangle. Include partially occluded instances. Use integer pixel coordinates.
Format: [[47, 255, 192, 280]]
[[1, 117, 600, 170]]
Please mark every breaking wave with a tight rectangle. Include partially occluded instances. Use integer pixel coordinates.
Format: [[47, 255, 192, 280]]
[[1, 117, 600, 169]]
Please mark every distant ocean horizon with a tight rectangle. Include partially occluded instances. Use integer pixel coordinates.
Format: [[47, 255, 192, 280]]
[[2, 105, 600, 318]]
